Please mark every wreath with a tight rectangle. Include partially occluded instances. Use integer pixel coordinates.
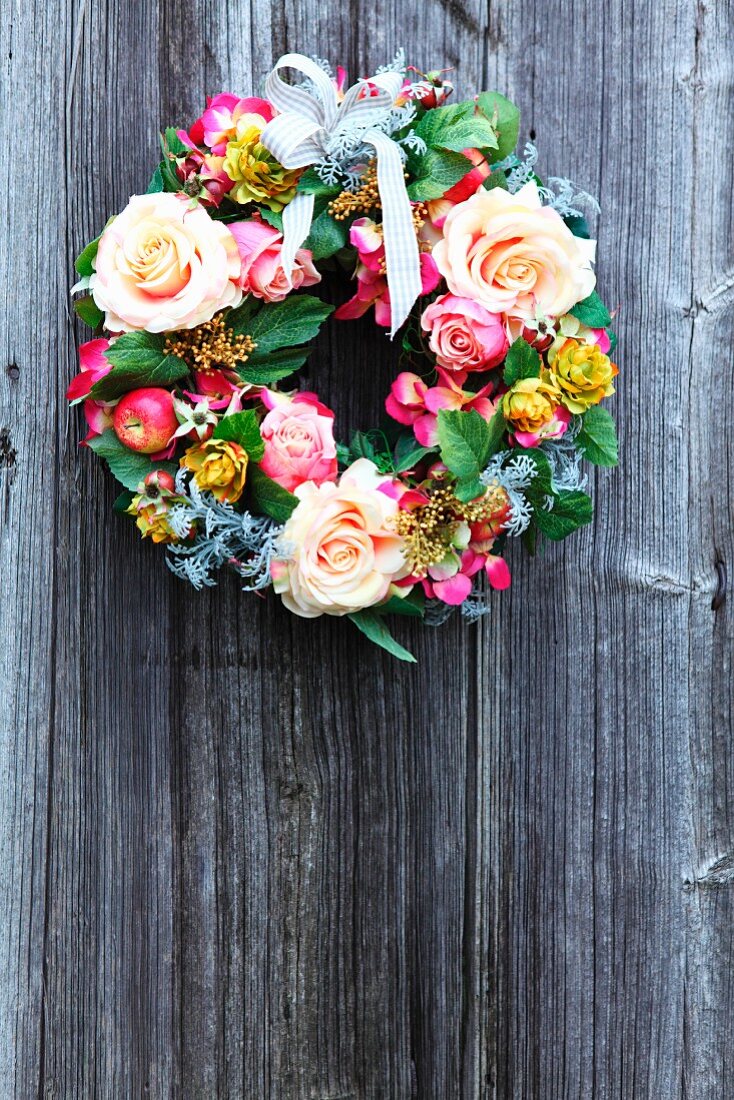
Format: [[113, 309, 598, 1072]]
[[68, 51, 619, 662]]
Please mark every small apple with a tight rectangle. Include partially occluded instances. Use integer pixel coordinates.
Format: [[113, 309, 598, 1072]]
[[113, 388, 179, 454]]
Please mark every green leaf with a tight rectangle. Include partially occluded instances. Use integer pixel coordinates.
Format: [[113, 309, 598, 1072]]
[[432, 116, 498, 154], [380, 592, 425, 618], [248, 465, 298, 523], [237, 347, 309, 385], [75, 235, 100, 277], [304, 209, 347, 261], [348, 610, 417, 663], [437, 408, 493, 479], [348, 431, 377, 461], [113, 490, 135, 514], [534, 490, 593, 541], [297, 168, 341, 197], [407, 149, 473, 202], [227, 296, 261, 336], [476, 92, 520, 160], [241, 297, 334, 356], [146, 165, 165, 193], [503, 337, 541, 385], [570, 290, 612, 328], [564, 213, 590, 239], [87, 430, 178, 491], [393, 435, 435, 473], [413, 101, 475, 147], [259, 207, 284, 232], [74, 294, 104, 329], [576, 406, 619, 467], [213, 409, 264, 460], [482, 171, 509, 191], [454, 476, 486, 503], [91, 331, 188, 400], [486, 407, 508, 456], [161, 126, 189, 157]]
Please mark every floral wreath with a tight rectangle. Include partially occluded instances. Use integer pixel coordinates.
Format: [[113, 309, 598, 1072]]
[[68, 51, 619, 662]]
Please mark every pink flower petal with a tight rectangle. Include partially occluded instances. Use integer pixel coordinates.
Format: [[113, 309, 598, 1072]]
[[432, 573, 473, 605], [485, 555, 511, 590]]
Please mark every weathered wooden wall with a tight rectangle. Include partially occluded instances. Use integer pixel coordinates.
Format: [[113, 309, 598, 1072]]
[[1, 0, 733, 1095]]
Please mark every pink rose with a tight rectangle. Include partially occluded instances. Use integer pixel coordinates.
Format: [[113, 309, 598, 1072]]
[[91, 193, 243, 332], [228, 218, 320, 302], [421, 293, 508, 375], [259, 391, 338, 492]]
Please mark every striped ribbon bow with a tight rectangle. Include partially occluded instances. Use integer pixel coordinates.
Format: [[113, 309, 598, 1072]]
[[259, 53, 421, 338]]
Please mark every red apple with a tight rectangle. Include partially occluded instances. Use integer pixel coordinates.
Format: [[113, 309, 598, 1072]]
[[113, 387, 178, 454]]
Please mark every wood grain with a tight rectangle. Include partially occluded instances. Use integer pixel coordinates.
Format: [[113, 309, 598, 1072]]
[[1, 0, 732, 1095]]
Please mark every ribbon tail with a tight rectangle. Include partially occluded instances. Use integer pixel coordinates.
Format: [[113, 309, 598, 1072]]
[[280, 191, 315, 284], [365, 130, 422, 338]]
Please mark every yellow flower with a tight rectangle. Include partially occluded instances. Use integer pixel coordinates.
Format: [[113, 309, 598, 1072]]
[[223, 115, 301, 211], [128, 500, 180, 544], [181, 438, 248, 503], [502, 376, 562, 435], [549, 337, 617, 413]]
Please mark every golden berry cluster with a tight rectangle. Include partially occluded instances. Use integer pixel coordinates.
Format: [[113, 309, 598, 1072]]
[[165, 313, 256, 374], [391, 485, 508, 578]]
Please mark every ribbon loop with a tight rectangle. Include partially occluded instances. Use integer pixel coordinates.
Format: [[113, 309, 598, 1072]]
[[259, 54, 422, 337]]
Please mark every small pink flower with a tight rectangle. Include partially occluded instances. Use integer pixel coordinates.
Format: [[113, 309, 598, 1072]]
[[259, 391, 337, 492], [67, 338, 112, 403], [187, 369, 242, 409], [228, 218, 320, 301], [421, 293, 508, 375], [174, 132, 233, 207], [385, 372, 429, 426], [192, 94, 274, 155], [335, 218, 441, 328], [511, 404, 571, 448], [592, 327, 612, 354], [82, 398, 116, 441], [413, 370, 496, 447]]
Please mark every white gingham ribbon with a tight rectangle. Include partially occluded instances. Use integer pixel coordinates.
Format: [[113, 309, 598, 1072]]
[[260, 53, 421, 337]]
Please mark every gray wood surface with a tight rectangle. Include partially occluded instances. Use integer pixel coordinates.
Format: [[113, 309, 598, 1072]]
[[1, 0, 733, 1095]]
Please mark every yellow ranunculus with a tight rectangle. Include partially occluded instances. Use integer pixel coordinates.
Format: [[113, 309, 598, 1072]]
[[549, 337, 617, 413], [181, 438, 248, 503], [502, 376, 561, 435], [223, 115, 301, 211]]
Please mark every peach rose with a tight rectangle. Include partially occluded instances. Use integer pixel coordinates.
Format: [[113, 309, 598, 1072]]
[[421, 293, 508, 374], [271, 458, 407, 618], [433, 180, 596, 322], [91, 193, 243, 332], [228, 218, 320, 302], [259, 390, 337, 492]]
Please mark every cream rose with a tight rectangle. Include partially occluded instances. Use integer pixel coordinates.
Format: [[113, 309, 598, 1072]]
[[433, 181, 596, 321], [91, 193, 243, 332], [271, 459, 407, 618]]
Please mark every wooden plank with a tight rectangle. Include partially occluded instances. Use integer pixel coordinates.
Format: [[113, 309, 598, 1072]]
[[0, 0, 732, 1096]]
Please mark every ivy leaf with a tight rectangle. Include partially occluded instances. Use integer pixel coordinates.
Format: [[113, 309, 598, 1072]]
[[348, 610, 417, 663], [91, 331, 188, 400], [240, 297, 334, 355], [437, 408, 494, 479], [407, 149, 473, 202], [503, 337, 541, 386], [74, 295, 104, 329], [304, 209, 347, 261], [248, 465, 298, 523], [237, 347, 309, 385], [534, 490, 593, 541], [570, 290, 612, 328], [213, 409, 264, 460], [87, 430, 177, 491], [476, 92, 520, 160], [576, 406, 619, 467], [75, 235, 100, 277]]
